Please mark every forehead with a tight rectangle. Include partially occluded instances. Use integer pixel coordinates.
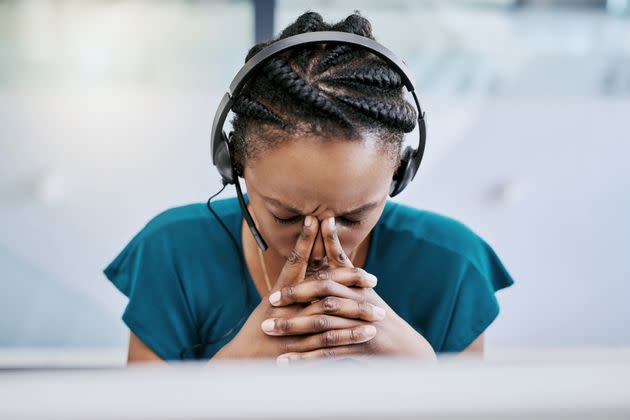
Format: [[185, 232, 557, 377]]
[[245, 134, 394, 213]]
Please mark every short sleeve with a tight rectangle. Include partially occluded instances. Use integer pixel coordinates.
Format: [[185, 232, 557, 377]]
[[439, 240, 514, 352], [104, 226, 197, 360]]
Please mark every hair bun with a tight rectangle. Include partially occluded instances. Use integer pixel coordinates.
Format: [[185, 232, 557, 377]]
[[331, 12, 374, 39], [278, 11, 325, 38]]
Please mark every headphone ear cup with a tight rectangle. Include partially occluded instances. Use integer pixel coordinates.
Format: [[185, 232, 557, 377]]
[[214, 132, 235, 185], [389, 146, 415, 197]]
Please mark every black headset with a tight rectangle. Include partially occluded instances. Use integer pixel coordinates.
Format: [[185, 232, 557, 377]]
[[210, 31, 427, 253]]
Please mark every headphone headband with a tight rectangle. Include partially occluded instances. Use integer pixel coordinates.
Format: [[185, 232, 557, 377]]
[[212, 31, 426, 170], [230, 31, 417, 94]]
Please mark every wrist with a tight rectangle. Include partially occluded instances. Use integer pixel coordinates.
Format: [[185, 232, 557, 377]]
[[208, 334, 243, 363], [392, 313, 437, 361]]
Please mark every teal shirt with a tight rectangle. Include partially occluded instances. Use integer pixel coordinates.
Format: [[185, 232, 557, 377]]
[[104, 195, 514, 360]]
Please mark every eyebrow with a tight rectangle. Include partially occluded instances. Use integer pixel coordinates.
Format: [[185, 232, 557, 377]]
[[262, 195, 379, 217]]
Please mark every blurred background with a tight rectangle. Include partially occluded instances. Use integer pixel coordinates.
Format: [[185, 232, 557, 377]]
[[0, 0, 629, 364]]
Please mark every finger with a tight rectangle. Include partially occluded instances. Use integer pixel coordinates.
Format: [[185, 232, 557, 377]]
[[276, 346, 369, 366], [270, 267, 376, 307], [321, 216, 353, 268], [260, 315, 364, 336], [272, 216, 319, 291], [269, 278, 355, 307], [279, 325, 377, 355], [308, 266, 377, 288], [299, 296, 386, 322]]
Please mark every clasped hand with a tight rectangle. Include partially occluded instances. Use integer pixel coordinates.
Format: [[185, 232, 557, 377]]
[[215, 215, 436, 365]]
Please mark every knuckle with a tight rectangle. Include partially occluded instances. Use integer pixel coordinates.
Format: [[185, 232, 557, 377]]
[[322, 330, 339, 347], [282, 286, 296, 301], [349, 327, 358, 342], [286, 250, 304, 266], [357, 301, 371, 317], [321, 348, 336, 359], [335, 252, 346, 264], [277, 318, 291, 333], [321, 297, 339, 314], [351, 267, 364, 284], [312, 316, 330, 332], [318, 280, 335, 296], [352, 326, 370, 342], [314, 269, 331, 281]]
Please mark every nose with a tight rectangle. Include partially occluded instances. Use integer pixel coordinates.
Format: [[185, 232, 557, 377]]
[[309, 228, 326, 264]]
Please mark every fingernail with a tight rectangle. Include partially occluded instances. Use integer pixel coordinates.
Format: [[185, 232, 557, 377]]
[[366, 273, 378, 286], [261, 319, 275, 332], [328, 217, 335, 229], [363, 325, 377, 336], [269, 291, 281, 305], [373, 306, 386, 319], [304, 216, 312, 227], [276, 356, 290, 367]]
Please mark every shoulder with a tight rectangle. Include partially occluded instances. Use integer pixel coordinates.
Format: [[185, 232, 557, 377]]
[[125, 196, 243, 267], [374, 201, 514, 353], [104, 197, 241, 295], [139, 197, 240, 243], [378, 200, 491, 273]]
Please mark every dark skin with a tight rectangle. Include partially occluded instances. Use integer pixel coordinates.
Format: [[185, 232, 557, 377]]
[[212, 131, 437, 364], [127, 130, 485, 364], [211, 215, 384, 361]]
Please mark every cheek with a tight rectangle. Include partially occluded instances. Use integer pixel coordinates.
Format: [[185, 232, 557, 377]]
[[336, 226, 369, 252], [336, 212, 382, 253], [257, 217, 302, 254]]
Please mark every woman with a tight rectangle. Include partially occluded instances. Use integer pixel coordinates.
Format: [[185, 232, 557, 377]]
[[104, 12, 514, 364]]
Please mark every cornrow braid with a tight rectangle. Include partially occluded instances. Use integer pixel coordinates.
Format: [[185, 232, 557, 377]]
[[262, 56, 350, 125], [322, 65, 403, 90], [280, 11, 326, 72], [312, 44, 357, 75], [294, 46, 318, 73], [335, 95, 417, 133], [231, 95, 283, 126], [230, 11, 418, 173]]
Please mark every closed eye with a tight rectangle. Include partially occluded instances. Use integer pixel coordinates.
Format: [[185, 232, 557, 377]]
[[272, 215, 361, 227], [272, 215, 303, 225]]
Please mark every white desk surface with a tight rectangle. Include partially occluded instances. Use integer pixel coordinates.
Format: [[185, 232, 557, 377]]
[[0, 347, 629, 419]]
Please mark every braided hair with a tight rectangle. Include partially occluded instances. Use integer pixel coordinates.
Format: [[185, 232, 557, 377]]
[[230, 11, 417, 175]]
